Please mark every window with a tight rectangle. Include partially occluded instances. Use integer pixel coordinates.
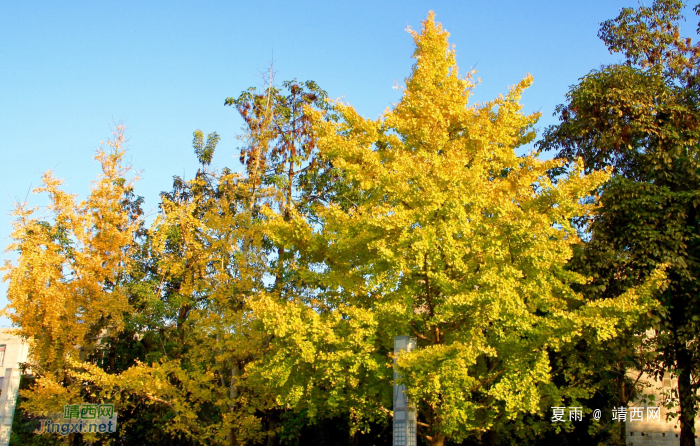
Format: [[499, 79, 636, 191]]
[[663, 372, 678, 403], [0, 345, 6, 368], [407, 422, 416, 445], [394, 421, 406, 446]]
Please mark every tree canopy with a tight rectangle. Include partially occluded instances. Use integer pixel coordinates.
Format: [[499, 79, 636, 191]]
[[2, 6, 688, 446]]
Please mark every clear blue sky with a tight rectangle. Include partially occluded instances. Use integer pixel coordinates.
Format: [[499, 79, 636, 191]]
[[1, 1, 696, 324]]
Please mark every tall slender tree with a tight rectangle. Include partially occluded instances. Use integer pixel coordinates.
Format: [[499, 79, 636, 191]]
[[538, 1, 700, 444], [2, 126, 146, 443]]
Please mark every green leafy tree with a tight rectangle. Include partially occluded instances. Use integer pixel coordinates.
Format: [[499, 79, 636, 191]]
[[538, 1, 700, 444]]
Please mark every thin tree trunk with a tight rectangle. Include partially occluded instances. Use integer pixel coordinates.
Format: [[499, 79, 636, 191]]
[[266, 411, 278, 446], [677, 344, 696, 446], [619, 365, 627, 445], [669, 265, 697, 446], [484, 429, 496, 446], [229, 361, 240, 446]]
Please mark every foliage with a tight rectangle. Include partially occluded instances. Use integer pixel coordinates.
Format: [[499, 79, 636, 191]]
[[1, 9, 677, 446], [257, 12, 660, 446], [538, 1, 700, 444], [2, 126, 142, 416]]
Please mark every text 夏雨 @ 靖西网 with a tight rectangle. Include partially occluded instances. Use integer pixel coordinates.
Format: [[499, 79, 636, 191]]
[[551, 406, 660, 423]]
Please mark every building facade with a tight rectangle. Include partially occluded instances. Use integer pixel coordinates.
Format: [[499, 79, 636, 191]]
[[627, 370, 700, 446], [0, 329, 28, 446], [393, 336, 417, 446]]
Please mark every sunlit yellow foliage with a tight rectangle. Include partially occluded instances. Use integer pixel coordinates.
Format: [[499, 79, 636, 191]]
[[64, 166, 277, 444], [3, 126, 140, 410], [1, 12, 664, 446], [258, 12, 659, 445]]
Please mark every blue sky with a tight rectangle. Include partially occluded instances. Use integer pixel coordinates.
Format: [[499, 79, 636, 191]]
[[1, 1, 697, 323]]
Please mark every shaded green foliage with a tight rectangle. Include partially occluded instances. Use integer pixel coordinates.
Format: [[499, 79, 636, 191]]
[[538, 1, 700, 444]]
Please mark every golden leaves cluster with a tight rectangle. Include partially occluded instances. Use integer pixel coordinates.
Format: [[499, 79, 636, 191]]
[[3, 126, 139, 373]]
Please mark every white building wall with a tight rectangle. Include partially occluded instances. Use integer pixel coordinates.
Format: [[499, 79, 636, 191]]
[[0, 329, 28, 446], [626, 371, 700, 446]]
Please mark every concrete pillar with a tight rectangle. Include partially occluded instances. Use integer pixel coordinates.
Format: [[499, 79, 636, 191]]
[[393, 335, 417, 446], [0, 367, 20, 446]]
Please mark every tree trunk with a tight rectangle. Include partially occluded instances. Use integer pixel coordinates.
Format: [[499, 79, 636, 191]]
[[619, 418, 627, 446], [484, 429, 496, 446], [677, 344, 696, 446], [266, 411, 278, 446], [429, 433, 445, 446], [229, 361, 240, 446], [619, 366, 627, 446], [669, 266, 697, 446]]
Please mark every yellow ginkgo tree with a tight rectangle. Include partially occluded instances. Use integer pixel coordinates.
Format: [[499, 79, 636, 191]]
[[2, 126, 142, 415], [258, 12, 662, 446]]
